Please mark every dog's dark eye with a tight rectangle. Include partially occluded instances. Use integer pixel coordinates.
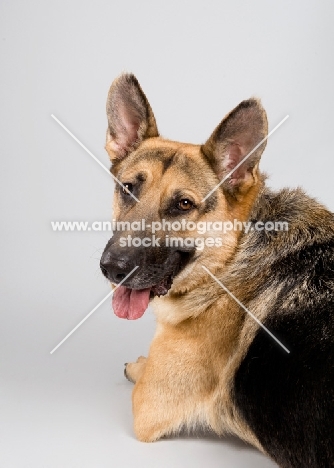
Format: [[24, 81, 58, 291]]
[[121, 183, 133, 195], [177, 198, 194, 211]]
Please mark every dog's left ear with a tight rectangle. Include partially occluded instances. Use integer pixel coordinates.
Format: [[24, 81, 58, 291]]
[[202, 99, 268, 196], [105, 73, 159, 161]]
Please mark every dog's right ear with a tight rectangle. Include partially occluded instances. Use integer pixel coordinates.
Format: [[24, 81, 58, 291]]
[[202, 98, 268, 197], [105, 73, 159, 161]]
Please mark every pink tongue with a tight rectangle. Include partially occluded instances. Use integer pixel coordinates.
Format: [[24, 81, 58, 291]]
[[112, 286, 151, 320]]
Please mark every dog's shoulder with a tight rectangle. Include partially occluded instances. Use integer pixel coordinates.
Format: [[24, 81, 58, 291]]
[[227, 186, 334, 290]]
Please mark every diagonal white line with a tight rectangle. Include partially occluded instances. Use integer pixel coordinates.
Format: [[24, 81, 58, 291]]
[[50, 266, 139, 354], [202, 266, 290, 353], [201, 115, 289, 202], [51, 114, 140, 203]]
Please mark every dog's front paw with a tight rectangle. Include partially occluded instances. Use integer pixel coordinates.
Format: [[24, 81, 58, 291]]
[[124, 356, 147, 384]]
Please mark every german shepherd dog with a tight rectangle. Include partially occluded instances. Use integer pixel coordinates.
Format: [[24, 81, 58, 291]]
[[100, 74, 334, 468]]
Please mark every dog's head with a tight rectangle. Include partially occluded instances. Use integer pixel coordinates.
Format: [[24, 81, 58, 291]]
[[100, 73, 267, 319]]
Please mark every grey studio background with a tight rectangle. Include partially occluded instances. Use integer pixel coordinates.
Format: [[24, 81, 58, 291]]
[[1, 1, 334, 467]]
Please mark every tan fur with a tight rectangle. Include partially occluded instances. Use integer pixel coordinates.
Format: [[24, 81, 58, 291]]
[[128, 296, 264, 451], [117, 141, 265, 447]]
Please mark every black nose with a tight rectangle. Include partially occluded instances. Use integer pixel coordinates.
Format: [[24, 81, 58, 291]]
[[100, 250, 135, 283]]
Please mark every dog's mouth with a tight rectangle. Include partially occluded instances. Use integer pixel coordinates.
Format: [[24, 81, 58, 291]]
[[112, 274, 174, 320]]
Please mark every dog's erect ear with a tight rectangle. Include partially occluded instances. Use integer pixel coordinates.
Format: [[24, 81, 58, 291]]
[[202, 99, 268, 195], [105, 73, 159, 161]]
